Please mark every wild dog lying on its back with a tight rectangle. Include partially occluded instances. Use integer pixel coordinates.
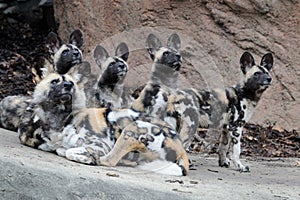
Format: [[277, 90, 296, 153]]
[[195, 52, 274, 172], [90, 43, 129, 108], [18, 73, 189, 176], [132, 33, 200, 150]]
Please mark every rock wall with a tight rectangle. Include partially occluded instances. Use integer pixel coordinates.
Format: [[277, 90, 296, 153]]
[[53, 0, 300, 130]]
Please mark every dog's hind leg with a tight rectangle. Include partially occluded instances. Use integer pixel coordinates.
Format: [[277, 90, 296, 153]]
[[163, 137, 190, 175], [99, 130, 148, 167]]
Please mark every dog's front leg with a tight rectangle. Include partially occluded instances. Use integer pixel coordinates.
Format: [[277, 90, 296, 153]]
[[99, 130, 147, 167], [230, 127, 250, 172]]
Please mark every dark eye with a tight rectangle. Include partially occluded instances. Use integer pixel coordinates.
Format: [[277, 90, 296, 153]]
[[254, 72, 261, 76], [62, 49, 69, 56], [108, 62, 114, 68], [163, 51, 169, 57], [51, 79, 59, 85]]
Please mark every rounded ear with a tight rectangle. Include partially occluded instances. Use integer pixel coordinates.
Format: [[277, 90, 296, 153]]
[[260, 52, 273, 71], [240, 51, 255, 74], [93, 45, 109, 69], [115, 42, 129, 62], [69, 29, 84, 48], [77, 61, 91, 77], [167, 33, 181, 50], [46, 32, 62, 54], [146, 33, 162, 60]]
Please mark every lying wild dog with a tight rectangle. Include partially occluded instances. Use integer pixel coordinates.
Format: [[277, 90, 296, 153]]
[[0, 95, 32, 131], [90, 42, 129, 108], [0, 62, 90, 132], [18, 73, 189, 176], [0, 29, 85, 131], [131, 33, 200, 150], [32, 29, 84, 83], [192, 52, 274, 172], [18, 73, 86, 147]]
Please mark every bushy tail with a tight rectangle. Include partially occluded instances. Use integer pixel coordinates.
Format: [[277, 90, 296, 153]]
[[137, 160, 185, 176]]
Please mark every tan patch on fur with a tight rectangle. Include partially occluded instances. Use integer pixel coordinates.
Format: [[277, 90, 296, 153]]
[[163, 137, 189, 174], [154, 47, 168, 62], [99, 130, 147, 166], [213, 88, 229, 105]]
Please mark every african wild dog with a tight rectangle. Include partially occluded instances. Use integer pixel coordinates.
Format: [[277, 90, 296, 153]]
[[194, 52, 274, 172], [131, 33, 200, 150], [33, 29, 84, 83], [0, 95, 32, 131], [131, 34, 274, 172], [18, 73, 86, 147], [90, 42, 129, 108], [146, 33, 182, 88], [18, 73, 189, 176], [0, 29, 85, 132]]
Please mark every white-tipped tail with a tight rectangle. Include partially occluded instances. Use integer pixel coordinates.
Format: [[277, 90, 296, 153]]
[[137, 160, 183, 176]]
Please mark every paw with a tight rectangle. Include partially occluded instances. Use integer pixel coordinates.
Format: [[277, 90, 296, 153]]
[[218, 159, 230, 168], [118, 159, 138, 167], [180, 165, 188, 176], [238, 165, 250, 173]]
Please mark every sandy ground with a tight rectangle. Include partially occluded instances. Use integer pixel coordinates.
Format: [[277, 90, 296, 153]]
[[0, 128, 299, 200]]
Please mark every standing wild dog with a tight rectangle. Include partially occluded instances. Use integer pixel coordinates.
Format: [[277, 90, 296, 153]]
[[195, 52, 274, 172], [132, 34, 274, 172], [18, 73, 189, 176], [131, 33, 200, 150], [90, 42, 129, 108]]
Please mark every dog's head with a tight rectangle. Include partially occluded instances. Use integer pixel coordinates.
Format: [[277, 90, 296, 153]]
[[94, 42, 129, 86], [47, 29, 83, 74], [240, 52, 273, 94], [146, 33, 182, 71], [33, 73, 85, 110]]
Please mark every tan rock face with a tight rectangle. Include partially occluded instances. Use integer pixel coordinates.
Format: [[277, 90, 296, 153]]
[[54, 0, 300, 130]]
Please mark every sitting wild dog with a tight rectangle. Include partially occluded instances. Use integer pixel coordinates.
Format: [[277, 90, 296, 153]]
[[18, 73, 189, 176], [131, 33, 200, 150], [91, 42, 129, 108], [194, 52, 274, 172], [33, 29, 84, 83]]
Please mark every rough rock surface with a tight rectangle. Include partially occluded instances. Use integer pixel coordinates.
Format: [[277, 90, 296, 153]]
[[1, 129, 299, 200], [54, 0, 300, 130]]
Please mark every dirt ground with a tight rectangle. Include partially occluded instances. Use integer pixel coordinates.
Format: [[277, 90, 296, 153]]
[[1, 128, 299, 200]]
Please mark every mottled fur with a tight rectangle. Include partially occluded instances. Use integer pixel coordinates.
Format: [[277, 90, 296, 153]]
[[0, 37, 87, 132], [18, 73, 86, 148], [132, 34, 274, 172], [0, 95, 31, 131], [194, 52, 274, 172], [18, 73, 189, 176], [132, 33, 200, 149], [89, 42, 129, 108]]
